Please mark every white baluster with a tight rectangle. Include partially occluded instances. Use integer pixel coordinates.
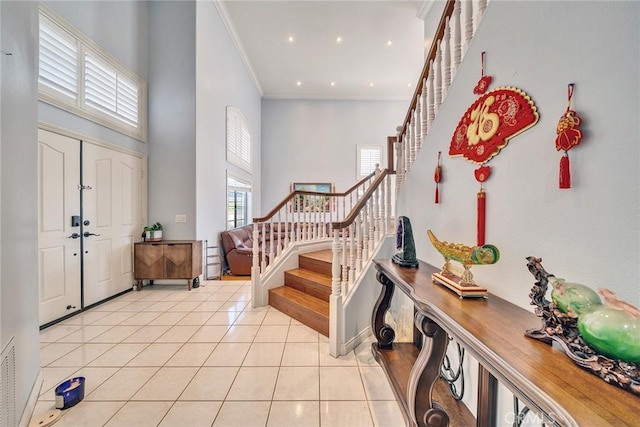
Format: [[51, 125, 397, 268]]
[[411, 112, 417, 165], [477, 0, 487, 29], [421, 80, 428, 139], [268, 219, 274, 267], [435, 44, 443, 112], [373, 186, 380, 244], [385, 174, 392, 233], [415, 99, 422, 152], [427, 61, 435, 127], [277, 213, 282, 257], [394, 131, 403, 192], [379, 177, 386, 236], [341, 232, 348, 295], [453, 0, 462, 73], [405, 123, 412, 172], [443, 17, 452, 96], [464, 0, 474, 52], [349, 223, 356, 287], [362, 204, 369, 261], [356, 213, 363, 272], [368, 200, 375, 258], [260, 223, 267, 272]]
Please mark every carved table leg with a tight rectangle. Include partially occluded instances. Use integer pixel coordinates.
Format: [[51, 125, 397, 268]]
[[372, 271, 396, 348], [408, 312, 450, 427]]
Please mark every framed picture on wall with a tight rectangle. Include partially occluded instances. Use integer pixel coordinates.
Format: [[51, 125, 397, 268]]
[[291, 182, 334, 212]]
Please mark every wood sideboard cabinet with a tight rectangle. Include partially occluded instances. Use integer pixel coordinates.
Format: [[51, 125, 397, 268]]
[[134, 240, 202, 291]]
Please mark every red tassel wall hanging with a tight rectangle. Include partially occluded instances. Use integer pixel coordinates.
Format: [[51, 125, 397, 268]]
[[555, 83, 583, 189], [449, 52, 539, 246], [434, 151, 442, 203]]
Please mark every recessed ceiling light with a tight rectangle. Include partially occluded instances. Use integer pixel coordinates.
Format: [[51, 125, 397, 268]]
[[386, 39, 393, 46], [296, 81, 302, 86], [336, 36, 343, 43], [330, 82, 336, 87], [408, 83, 412, 88], [287, 35, 295, 43], [369, 82, 374, 87]]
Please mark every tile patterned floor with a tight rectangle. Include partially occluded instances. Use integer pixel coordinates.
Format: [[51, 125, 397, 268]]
[[33, 280, 405, 427]]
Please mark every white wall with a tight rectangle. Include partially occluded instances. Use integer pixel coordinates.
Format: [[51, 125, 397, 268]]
[[195, 1, 262, 246], [400, 1, 639, 310], [148, 1, 197, 239], [261, 99, 406, 213], [0, 1, 40, 422]]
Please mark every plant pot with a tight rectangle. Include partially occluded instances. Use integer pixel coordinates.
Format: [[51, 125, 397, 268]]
[[147, 230, 162, 241]]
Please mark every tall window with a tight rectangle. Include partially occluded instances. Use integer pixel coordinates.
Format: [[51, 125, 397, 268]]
[[357, 145, 383, 178], [227, 175, 251, 230], [38, 5, 147, 142], [226, 107, 252, 172]]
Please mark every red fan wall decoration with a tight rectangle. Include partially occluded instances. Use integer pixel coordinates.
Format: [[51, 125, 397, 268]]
[[449, 53, 539, 245]]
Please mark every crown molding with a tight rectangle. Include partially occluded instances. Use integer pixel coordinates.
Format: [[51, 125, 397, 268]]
[[213, 0, 264, 97]]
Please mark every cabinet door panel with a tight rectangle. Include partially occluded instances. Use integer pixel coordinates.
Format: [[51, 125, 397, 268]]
[[165, 244, 192, 278], [134, 244, 164, 278]]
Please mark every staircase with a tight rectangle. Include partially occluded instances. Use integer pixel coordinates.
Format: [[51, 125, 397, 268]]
[[268, 249, 333, 336]]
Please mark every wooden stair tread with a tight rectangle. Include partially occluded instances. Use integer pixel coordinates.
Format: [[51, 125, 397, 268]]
[[269, 286, 329, 316], [286, 268, 332, 286], [299, 249, 333, 263]]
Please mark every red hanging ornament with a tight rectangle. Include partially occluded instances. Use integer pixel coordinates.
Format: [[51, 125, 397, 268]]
[[434, 152, 442, 203], [474, 166, 490, 246], [555, 83, 583, 189], [473, 52, 492, 95]]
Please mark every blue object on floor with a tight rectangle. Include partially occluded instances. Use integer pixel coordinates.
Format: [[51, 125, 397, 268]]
[[54, 377, 85, 409]]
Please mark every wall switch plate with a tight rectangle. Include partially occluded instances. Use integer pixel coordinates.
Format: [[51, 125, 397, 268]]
[[175, 214, 187, 223]]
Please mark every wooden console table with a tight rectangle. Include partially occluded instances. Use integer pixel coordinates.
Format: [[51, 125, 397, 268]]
[[372, 259, 639, 427], [134, 240, 202, 291]]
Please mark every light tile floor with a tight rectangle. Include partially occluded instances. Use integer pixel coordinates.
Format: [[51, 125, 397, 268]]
[[33, 280, 405, 427]]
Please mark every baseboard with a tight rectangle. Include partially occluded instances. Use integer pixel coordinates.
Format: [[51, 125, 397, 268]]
[[19, 368, 43, 427], [341, 326, 372, 355]]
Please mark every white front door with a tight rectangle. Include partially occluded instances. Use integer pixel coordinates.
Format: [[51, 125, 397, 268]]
[[38, 130, 82, 325], [83, 143, 142, 306]]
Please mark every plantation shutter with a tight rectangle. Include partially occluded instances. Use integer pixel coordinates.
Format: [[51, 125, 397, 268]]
[[39, 15, 78, 100]]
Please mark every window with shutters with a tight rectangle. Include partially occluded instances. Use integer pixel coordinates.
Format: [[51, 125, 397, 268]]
[[226, 107, 252, 173], [38, 5, 147, 142], [357, 145, 383, 179]]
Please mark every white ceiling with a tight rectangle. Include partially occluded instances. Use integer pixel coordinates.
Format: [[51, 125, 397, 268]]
[[218, 1, 426, 101]]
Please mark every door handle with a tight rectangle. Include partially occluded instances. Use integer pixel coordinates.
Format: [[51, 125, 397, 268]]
[[83, 232, 101, 237], [68, 233, 81, 239]]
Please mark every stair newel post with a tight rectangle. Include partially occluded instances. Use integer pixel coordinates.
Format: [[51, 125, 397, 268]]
[[435, 44, 443, 112], [463, 0, 474, 52], [251, 221, 262, 307], [443, 17, 452, 96], [330, 227, 343, 357], [421, 79, 428, 143], [453, 0, 462, 73], [385, 174, 392, 234], [427, 61, 436, 128], [395, 126, 404, 191]]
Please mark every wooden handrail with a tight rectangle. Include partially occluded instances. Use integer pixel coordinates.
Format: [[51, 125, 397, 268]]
[[399, 0, 456, 141], [331, 169, 389, 230], [253, 169, 379, 223]]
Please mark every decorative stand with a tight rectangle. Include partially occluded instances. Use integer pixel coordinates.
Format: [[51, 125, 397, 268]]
[[525, 256, 640, 395]]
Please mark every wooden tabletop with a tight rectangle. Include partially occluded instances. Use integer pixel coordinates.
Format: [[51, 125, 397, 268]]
[[374, 259, 640, 426]]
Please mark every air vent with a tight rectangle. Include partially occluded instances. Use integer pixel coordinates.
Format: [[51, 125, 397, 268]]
[[1, 337, 16, 427]]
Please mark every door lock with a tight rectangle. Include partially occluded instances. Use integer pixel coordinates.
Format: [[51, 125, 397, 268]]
[[66, 305, 76, 310], [83, 232, 100, 237], [68, 233, 81, 239]]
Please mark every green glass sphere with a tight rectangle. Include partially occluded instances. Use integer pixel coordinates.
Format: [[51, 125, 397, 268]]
[[577, 305, 640, 363], [551, 279, 602, 316]]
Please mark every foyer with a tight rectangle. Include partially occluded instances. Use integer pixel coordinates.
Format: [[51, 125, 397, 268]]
[[32, 279, 405, 427]]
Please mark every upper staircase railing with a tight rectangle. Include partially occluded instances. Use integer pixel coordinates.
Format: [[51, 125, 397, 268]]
[[395, 0, 487, 192]]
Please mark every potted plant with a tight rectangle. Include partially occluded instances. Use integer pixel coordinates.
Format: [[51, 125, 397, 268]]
[[143, 222, 163, 242]]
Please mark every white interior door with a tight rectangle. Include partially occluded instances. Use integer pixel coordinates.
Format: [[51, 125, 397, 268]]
[[38, 130, 82, 325], [83, 143, 142, 306]]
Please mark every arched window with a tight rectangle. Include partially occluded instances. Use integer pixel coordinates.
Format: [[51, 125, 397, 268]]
[[226, 107, 252, 172]]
